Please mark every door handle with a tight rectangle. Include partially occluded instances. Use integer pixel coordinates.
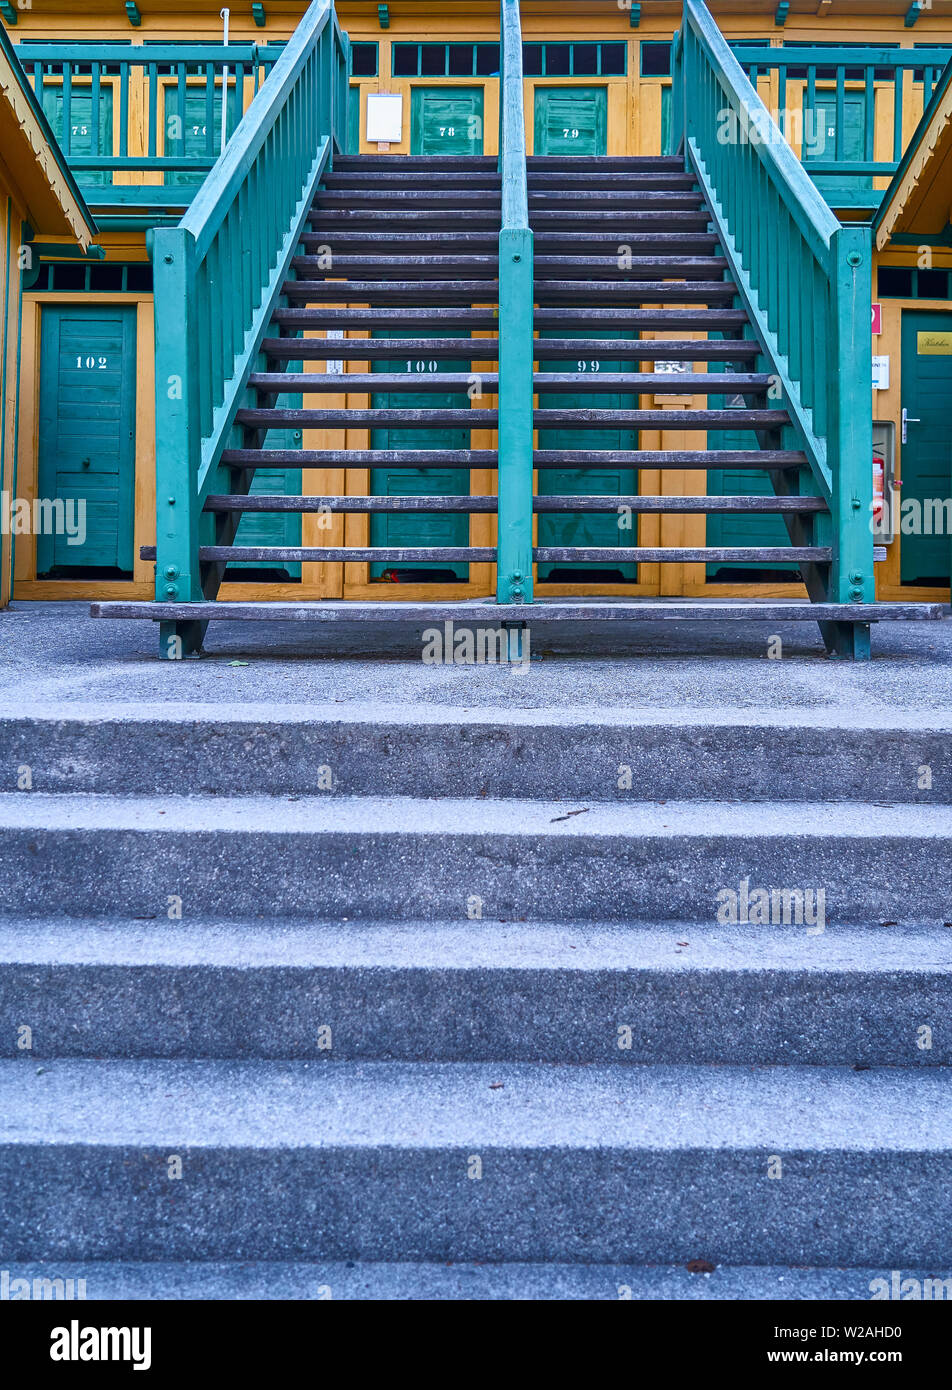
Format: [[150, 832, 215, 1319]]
[[901, 407, 921, 444]]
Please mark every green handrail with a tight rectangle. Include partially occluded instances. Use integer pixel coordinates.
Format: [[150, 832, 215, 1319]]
[[152, 0, 349, 654], [679, 0, 873, 614], [496, 0, 534, 606]]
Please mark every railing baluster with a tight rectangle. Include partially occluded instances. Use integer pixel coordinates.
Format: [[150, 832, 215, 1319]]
[[62, 63, 73, 160]]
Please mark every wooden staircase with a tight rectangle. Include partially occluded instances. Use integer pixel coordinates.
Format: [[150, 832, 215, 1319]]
[[98, 0, 943, 657], [156, 152, 830, 589]]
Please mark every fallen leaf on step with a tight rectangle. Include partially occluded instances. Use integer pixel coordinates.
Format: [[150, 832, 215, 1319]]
[[686, 1259, 716, 1275]]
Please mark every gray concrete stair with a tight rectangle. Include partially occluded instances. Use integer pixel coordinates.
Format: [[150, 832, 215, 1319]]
[[2, 692, 950, 1294], [3, 1059, 951, 1265], [1, 792, 950, 923], [2, 918, 950, 1065], [3, 703, 952, 801], [1, 1260, 931, 1301]]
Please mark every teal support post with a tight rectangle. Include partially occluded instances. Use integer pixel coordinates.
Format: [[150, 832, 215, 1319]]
[[829, 223, 874, 607], [496, 0, 534, 606], [497, 225, 534, 604], [824, 222, 874, 658], [152, 225, 206, 659]]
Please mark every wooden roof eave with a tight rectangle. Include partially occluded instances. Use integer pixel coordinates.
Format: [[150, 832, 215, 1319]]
[[0, 25, 96, 248], [875, 56, 952, 251]]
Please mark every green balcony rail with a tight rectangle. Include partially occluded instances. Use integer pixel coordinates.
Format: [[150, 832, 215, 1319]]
[[152, 0, 349, 653], [679, 0, 874, 621], [730, 40, 952, 209], [496, 0, 534, 605], [15, 42, 286, 208]]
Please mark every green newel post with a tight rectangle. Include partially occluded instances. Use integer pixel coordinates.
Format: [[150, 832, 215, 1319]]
[[829, 224, 875, 606], [153, 225, 206, 658], [496, 0, 535, 607], [496, 227, 535, 605]]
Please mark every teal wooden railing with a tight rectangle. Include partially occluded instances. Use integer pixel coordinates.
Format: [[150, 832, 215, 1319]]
[[17, 43, 285, 209], [730, 41, 952, 210], [679, 0, 874, 629], [496, 0, 534, 606], [152, 0, 348, 653]]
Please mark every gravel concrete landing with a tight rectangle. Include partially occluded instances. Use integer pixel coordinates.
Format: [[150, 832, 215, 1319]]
[[2, 600, 951, 709]]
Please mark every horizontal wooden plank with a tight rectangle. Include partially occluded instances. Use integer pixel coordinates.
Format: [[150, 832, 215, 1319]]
[[217, 448, 809, 470], [247, 371, 770, 395], [282, 280, 500, 303], [533, 281, 738, 302], [220, 449, 497, 468], [139, 544, 828, 565], [527, 174, 697, 189], [262, 338, 499, 361], [532, 548, 830, 563], [322, 173, 502, 188], [234, 407, 789, 430], [534, 409, 788, 428], [92, 600, 946, 623], [270, 308, 500, 328], [533, 309, 748, 327], [529, 192, 704, 208], [234, 408, 497, 428], [203, 494, 828, 515], [141, 546, 493, 564]]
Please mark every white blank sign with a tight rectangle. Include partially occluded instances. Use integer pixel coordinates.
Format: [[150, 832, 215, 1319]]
[[366, 93, 403, 143]]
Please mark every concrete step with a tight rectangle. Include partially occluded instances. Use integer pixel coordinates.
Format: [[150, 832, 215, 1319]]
[[0, 1260, 931, 1301], [3, 918, 950, 1065], [3, 1059, 949, 1263], [1, 793, 951, 923], [4, 705, 950, 801]]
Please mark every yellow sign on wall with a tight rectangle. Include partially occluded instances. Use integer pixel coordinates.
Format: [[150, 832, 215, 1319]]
[[917, 331, 952, 355]]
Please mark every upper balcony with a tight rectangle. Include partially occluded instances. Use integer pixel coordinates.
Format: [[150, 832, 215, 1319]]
[[12, 40, 289, 227], [728, 39, 952, 214], [7, 24, 952, 226]]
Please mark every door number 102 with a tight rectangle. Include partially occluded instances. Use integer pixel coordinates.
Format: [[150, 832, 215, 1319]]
[[75, 355, 109, 370]]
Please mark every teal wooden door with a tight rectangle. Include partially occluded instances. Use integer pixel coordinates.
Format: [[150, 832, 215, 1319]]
[[533, 87, 607, 157], [41, 86, 113, 186], [370, 333, 470, 581], [165, 85, 242, 186], [900, 310, 952, 587], [537, 332, 638, 582], [37, 306, 136, 577], [804, 92, 871, 196], [410, 88, 483, 156]]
